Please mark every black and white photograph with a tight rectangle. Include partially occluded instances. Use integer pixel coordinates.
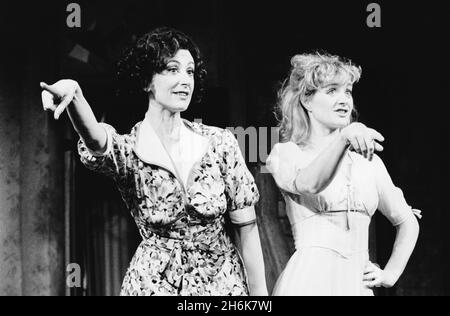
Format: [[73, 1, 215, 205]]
[[0, 0, 448, 297]]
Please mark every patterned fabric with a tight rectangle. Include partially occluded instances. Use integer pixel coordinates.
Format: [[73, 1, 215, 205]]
[[78, 119, 260, 296]]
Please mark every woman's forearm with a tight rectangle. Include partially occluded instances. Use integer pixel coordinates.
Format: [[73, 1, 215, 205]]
[[295, 133, 349, 194], [237, 222, 268, 296], [384, 215, 420, 283], [67, 86, 107, 154]]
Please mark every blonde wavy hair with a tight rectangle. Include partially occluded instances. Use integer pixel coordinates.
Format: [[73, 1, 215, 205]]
[[275, 52, 362, 146]]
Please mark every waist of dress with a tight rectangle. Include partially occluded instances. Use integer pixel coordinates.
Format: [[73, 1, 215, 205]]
[[142, 230, 231, 253], [292, 211, 370, 258], [320, 209, 369, 215], [139, 227, 236, 289]]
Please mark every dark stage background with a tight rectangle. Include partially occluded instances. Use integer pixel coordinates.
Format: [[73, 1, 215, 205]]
[[0, 0, 449, 295]]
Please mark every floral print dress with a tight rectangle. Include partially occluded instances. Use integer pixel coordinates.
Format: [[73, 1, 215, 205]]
[[78, 116, 260, 296]]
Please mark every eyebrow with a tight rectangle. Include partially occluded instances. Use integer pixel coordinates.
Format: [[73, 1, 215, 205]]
[[167, 60, 195, 67], [323, 82, 353, 88]]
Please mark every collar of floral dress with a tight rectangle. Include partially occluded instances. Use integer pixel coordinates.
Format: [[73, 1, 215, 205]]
[[133, 113, 210, 180]]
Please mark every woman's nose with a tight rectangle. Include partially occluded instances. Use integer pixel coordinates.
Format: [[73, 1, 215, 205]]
[[179, 71, 193, 86], [337, 91, 351, 104]]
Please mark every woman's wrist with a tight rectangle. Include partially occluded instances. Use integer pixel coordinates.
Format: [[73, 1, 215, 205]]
[[249, 284, 268, 296], [382, 268, 400, 288], [73, 81, 83, 99], [70, 82, 87, 111], [337, 129, 350, 148]]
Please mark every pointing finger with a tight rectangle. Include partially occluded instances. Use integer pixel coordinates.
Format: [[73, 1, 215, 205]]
[[40, 82, 62, 98]]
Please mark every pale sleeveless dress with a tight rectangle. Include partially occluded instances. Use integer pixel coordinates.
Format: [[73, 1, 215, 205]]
[[266, 141, 415, 296]]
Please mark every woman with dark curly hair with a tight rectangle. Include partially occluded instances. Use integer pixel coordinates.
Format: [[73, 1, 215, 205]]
[[40, 27, 267, 296]]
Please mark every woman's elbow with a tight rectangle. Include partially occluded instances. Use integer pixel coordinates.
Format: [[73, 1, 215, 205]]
[[308, 185, 327, 195], [237, 221, 258, 236], [412, 216, 420, 237], [408, 214, 420, 234], [295, 178, 324, 195], [398, 214, 420, 238], [85, 140, 107, 155]]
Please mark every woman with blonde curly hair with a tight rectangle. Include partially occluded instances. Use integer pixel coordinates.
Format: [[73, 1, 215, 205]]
[[266, 52, 420, 296]]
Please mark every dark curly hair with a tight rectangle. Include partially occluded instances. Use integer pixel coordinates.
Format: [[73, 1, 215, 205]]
[[116, 27, 207, 104]]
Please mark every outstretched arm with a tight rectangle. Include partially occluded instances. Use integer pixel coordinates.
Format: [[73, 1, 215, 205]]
[[294, 123, 385, 194], [40, 80, 107, 154]]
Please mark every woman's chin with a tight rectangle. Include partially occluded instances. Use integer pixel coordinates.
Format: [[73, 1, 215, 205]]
[[165, 104, 190, 113], [333, 118, 351, 128]]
